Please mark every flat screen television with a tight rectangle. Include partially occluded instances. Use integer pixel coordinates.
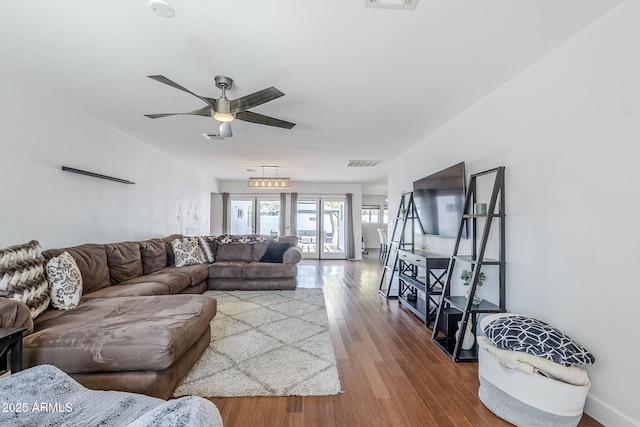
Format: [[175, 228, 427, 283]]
[[412, 162, 466, 238]]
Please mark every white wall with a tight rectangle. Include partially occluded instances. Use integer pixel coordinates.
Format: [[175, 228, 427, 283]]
[[388, 2, 639, 425], [0, 75, 218, 250], [216, 181, 363, 260]]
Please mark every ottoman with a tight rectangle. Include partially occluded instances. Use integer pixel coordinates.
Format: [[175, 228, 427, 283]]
[[22, 294, 217, 399]]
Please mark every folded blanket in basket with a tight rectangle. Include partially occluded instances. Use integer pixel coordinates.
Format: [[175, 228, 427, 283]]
[[477, 336, 590, 387]]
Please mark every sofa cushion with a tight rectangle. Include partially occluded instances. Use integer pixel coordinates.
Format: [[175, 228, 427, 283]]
[[216, 244, 253, 262], [0, 240, 50, 319], [207, 262, 245, 279], [139, 239, 168, 275], [104, 242, 144, 284], [117, 272, 191, 293], [259, 242, 293, 263], [44, 244, 111, 295], [277, 236, 298, 246], [82, 282, 172, 298], [171, 238, 206, 267], [159, 265, 209, 287], [251, 243, 269, 262], [46, 251, 83, 310], [24, 295, 217, 373], [242, 262, 298, 279]]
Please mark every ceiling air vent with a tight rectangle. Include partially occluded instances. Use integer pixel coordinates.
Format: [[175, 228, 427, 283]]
[[365, 0, 417, 10], [346, 160, 382, 168]]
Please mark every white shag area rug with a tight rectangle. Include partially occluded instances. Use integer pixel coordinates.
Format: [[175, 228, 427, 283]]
[[173, 289, 342, 397]]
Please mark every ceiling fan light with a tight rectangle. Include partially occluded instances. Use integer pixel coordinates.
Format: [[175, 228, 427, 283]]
[[213, 112, 234, 122]]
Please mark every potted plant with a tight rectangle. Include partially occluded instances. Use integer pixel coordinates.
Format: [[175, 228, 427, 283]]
[[460, 269, 485, 286], [460, 269, 485, 305]]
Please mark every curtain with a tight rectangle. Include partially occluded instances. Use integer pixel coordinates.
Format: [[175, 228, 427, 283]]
[[290, 192, 298, 237], [221, 192, 229, 234], [280, 192, 287, 236], [346, 193, 356, 260]]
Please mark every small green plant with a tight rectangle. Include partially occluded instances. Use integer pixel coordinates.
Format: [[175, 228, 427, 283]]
[[460, 269, 486, 286]]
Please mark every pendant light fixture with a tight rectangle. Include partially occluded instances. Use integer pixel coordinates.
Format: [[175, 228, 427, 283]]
[[248, 166, 291, 189]]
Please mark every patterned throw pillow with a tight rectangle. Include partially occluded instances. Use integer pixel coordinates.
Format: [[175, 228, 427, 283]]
[[45, 251, 83, 310], [482, 314, 595, 367], [171, 238, 207, 267], [0, 240, 50, 318], [197, 237, 215, 263], [215, 234, 275, 245]]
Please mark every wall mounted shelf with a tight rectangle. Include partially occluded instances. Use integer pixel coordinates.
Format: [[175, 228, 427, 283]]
[[61, 166, 135, 185]]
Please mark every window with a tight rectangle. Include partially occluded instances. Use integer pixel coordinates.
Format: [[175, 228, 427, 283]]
[[229, 198, 281, 235], [383, 205, 388, 224], [361, 205, 381, 224]]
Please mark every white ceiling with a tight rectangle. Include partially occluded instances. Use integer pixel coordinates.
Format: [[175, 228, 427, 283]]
[[0, 0, 620, 194]]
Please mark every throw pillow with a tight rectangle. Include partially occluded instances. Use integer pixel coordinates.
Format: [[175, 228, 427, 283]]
[[198, 237, 215, 263], [0, 240, 50, 319], [260, 242, 292, 263], [45, 251, 83, 310], [216, 243, 253, 262], [171, 238, 207, 267], [482, 314, 595, 366]]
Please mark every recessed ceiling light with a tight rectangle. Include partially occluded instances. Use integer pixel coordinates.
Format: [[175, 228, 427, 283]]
[[149, 0, 175, 17]]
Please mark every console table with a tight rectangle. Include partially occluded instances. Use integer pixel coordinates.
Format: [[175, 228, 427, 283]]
[[397, 250, 449, 326], [0, 327, 27, 375]]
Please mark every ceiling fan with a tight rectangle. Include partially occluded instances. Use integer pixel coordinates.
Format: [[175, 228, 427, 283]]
[[144, 75, 296, 138]]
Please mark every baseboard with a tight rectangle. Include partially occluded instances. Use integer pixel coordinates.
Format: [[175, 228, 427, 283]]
[[585, 394, 639, 427]]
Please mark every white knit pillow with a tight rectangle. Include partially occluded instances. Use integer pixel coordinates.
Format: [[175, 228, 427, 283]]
[[171, 238, 207, 267], [0, 240, 50, 318], [45, 251, 83, 310]]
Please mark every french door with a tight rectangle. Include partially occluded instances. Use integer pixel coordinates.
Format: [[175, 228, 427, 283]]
[[296, 199, 345, 259], [229, 198, 281, 236]]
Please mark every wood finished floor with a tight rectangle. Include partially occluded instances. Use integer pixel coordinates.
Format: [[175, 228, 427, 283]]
[[207, 253, 602, 427]]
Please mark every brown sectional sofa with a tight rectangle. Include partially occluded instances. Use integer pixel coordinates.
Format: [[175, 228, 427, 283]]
[[0, 233, 302, 399]]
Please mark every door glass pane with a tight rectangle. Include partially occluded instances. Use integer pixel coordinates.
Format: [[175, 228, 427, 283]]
[[259, 200, 280, 236], [230, 200, 254, 234], [323, 201, 345, 257], [297, 201, 318, 256]]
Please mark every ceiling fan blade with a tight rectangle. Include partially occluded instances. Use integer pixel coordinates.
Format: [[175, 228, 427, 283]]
[[230, 87, 284, 113], [236, 110, 296, 129], [147, 75, 217, 109], [144, 106, 212, 119]]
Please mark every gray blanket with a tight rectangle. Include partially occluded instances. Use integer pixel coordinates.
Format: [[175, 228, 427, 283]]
[[0, 365, 223, 426]]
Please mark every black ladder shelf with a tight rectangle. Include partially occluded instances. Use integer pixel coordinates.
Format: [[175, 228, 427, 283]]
[[378, 192, 416, 297], [431, 167, 506, 362]]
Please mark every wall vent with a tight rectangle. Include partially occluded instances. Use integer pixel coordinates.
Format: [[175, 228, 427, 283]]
[[365, 0, 417, 10], [346, 160, 381, 168]]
